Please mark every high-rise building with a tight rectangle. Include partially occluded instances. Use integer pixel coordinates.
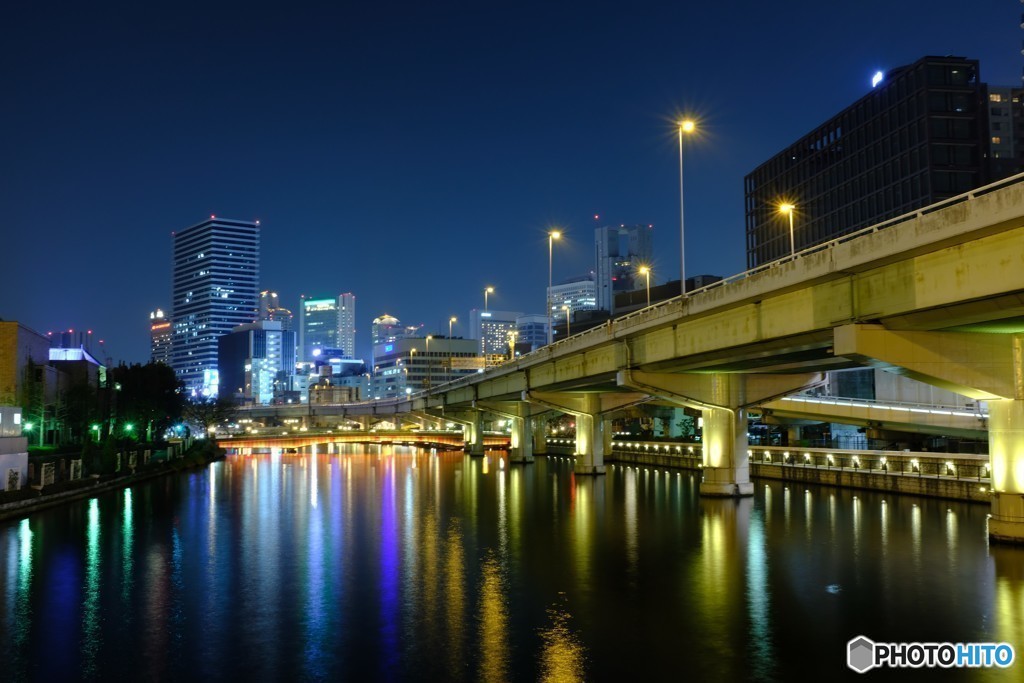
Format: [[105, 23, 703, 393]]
[[744, 56, 989, 268], [338, 293, 356, 359], [299, 297, 338, 361], [149, 309, 172, 366], [171, 217, 260, 398], [259, 291, 294, 332], [298, 293, 357, 361], [217, 320, 296, 405], [370, 314, 422, 371], [372, 314, 403, 346], [515, 314, 548, 353], [986, 86, 1024, 182], [594, 224, 653, 311], [469, 309, 522, 366], [549, 275, 598, 322]]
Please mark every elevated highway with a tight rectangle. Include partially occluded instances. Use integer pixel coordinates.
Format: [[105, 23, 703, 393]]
[[245, 173, 1024, 540]]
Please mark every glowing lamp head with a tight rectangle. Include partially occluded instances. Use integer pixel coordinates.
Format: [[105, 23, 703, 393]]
[[680, 119, 696, 133], [450, 316, 457, 323], [639, 266, 650, 275], [778, 203, 795, 214], [549, 230, 561, 240], [871, 71, 884, 88], [485, 286, 494, 294]]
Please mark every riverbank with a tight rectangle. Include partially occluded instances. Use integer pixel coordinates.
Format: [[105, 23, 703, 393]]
[[0, 441, 225, 522]]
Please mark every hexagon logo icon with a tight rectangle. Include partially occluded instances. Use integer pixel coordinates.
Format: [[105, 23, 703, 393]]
[[848, 636, 875, 673]]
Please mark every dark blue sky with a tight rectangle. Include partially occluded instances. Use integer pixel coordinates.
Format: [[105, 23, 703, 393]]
[[2, 1, 1019, 363]]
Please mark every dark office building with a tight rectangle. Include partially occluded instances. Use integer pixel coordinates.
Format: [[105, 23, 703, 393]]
[[744, 56, 989, 268]]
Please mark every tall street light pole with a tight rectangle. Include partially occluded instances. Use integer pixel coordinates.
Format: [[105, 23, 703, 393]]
[[562, 305, 571, 338], [547, 230, 561, 345], [484, 286, 494, 311], [779, 203, 796, 257], [425, 336, 433, 389], [403, 350, 411, 393], [639, 266, 651, 307], [678, 119, 695, 296], [448, 317, 456, 382]]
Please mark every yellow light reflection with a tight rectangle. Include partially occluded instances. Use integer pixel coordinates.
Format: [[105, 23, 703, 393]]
[[538, 605, 586, 682], [445, 521, 465, 673], [477, 555, 510, 681]]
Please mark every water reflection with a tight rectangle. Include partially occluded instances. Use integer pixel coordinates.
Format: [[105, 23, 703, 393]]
[[445, 520, 466, 675], [1, 453, 1023, 681], [538, 600, 586, 682], [81, 498, 101, 677], [477, 554, 509, 682]]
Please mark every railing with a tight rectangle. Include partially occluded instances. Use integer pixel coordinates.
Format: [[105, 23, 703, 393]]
[[777, 394, 988, 419], [604, 439, 991, 482], [746, 445, 990, 481]]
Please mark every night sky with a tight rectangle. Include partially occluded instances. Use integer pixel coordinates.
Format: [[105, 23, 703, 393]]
[[2, 1, 1018, 364]]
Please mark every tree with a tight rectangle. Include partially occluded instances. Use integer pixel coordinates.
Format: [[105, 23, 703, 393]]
[[109, 362, 185, 443], [182, 398, 238, 441]]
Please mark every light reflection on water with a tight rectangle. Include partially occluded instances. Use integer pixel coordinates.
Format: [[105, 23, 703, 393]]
[[0, 452, 1023, 680]]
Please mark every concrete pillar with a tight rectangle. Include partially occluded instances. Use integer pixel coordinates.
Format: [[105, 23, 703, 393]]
[[355, 416, 372, 430], [508, 415, 534, 464], [700, 374, 753, 497], [466, 411, 485, 457], [532, 416, 548, 455], [786, 425, 801, 447], [575, 395, 606, 475], [989, 399, 1024, 543]]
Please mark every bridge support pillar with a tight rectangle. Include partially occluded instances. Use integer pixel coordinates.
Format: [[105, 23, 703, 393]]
[[532, 416, 548, 455], [573, 396, 606, 475], [523, 391, 649, 476], [466, 411, 485, 457], [508, 415, 533, 464], [617, 369, 823, 497], [989, 399, 1024, 543], [700, 398, 753, 497]]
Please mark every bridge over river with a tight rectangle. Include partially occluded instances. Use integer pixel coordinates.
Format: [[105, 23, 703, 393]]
[[243, 174, 1024, 542]]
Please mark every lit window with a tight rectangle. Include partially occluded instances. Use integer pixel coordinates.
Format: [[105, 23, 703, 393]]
[[990, 94, 1003, 103], [992, 136, 1002, 145]]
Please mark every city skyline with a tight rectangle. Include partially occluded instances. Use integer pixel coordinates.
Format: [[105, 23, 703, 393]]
[[2, 1, 1021, 364]]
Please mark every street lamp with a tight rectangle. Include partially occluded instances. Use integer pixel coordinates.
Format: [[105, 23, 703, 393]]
[[508, 331, 518, 361], [425, 335, 433, 389], [779, 203, 796, 257], [678, 119, 696, 295], [484, 286, 494, 311], [548, 230, 561, 344], [639, 266, 651, 307], [448, 317, 457, 382], [562, 305, 571, 338]]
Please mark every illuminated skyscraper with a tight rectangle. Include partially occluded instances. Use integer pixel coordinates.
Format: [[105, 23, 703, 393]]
[[259, 291, 293, 331], [149, 309, 172, 366], [469, 309, 521, 366], [338, 292, 356, 358], [171, 217, 260, 398]]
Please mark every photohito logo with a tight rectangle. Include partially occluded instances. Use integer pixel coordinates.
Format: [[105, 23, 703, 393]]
[[847, 636, 1015, 673]]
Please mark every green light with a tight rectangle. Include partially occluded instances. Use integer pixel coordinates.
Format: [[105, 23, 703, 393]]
[[91, 424, 100, 431], [24, 422, 34, 431], [124, 423, 134, 432]]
